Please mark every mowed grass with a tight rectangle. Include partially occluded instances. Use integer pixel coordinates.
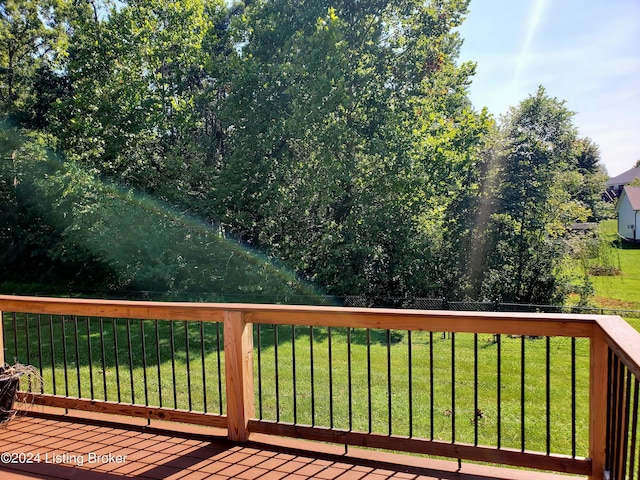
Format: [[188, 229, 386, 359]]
[[254, 326, 589, 456], [564, 219, 640, 330], [584, 220, 640, 330], [4, 315, 590, 458], [4, 316, 227, 412]]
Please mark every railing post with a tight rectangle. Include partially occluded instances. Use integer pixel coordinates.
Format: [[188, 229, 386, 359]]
[[590, 325, 609, 480], [224, 310, 255, 442]]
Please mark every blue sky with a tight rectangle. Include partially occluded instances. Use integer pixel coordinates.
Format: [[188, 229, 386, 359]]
[[456, 0, 640, 176]]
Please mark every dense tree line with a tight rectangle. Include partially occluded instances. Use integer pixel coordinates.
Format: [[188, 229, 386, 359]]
[[0, 0, 608, 303]]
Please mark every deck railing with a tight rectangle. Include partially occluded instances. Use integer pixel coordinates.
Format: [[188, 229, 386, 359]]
[[1, 295, 639, 479]]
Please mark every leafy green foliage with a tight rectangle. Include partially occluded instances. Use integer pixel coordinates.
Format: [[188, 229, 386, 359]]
[[0, 0, 78, 122], [569, 137, 609, 222], [1, 124, 312, 299], [52, 0, 231, 203], [0, 1, 607, 305], [468, 88, 607, 304], [215, 0, 487, 297], [0, 124, 114, 289]]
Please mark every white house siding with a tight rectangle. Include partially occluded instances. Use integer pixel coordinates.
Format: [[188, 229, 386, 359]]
[[618, 202, 638, 241], [616, 186, 640, 242]]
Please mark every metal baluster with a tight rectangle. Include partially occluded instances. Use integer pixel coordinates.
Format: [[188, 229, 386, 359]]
[[451, 332, 456, 443], [310, 326, 315, 426], [521, 335, 525, 452], [606, 348, 615, 472], [72, 317, 81, 398], [474, 333, 478, 446], [99, 318, 106, 400], [36, 315, 43, 393], [611, 354, 622, 477], [86, 317, 94, 399], [24, 314, 30, 367], [62, 316, 69, 397], [257, 324, 263, 419], [621, 369, 633, 478], [49, 315, 57, 396], [497, 334, 502, 449], [408, 330, 413, 439], [387, 329, 392, 435], [292, 325, 297, 424], [367, 328, 372, 433], [216, 322, 223, 414], [571, 337, 577, 458], [11, 312, 18, 361], [328, 327, 334, 429], [185, 321, 192, 411], [200, 322, 207, 413], [155, 321, 162, 408], [348, 327, 352, 431], [140, 320, 148, 407], [629, 378, 639, 479], [169, 321, 177, 408], [274, 325, 280, 422], [126, 318, 134, 404], [546, 336, 551, 455], [430, 331, 434, 441], [112, 318, 120, 403]]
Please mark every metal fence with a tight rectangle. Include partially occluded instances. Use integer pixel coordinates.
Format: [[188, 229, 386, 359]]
[[6, 289, 639, 319]]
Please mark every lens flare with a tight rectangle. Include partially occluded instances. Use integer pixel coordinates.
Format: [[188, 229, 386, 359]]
[[1, 123, 330, 304]]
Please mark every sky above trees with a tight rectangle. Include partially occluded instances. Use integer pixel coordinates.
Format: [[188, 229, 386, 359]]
[[457, 0, 640, 176]]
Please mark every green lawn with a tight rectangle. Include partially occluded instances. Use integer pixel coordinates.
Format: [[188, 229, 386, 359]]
[[576, 219, 640, 331], [254, 326, 589, 456], [589, 220, 640, 307], [4, 315, 591, 459]]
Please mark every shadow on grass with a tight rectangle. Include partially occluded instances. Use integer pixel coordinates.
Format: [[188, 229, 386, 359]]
[[2, 314, 224, 370], [611, 238, 640, 250], [3, 314, 409, 373]]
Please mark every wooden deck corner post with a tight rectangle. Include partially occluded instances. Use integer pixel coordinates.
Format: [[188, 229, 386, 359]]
[[589, 325, 609, 480], [224, 310, 255, 442]]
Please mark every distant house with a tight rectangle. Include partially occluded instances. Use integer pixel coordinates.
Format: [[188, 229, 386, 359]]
[[605, 166, 640, 201], [615, 185, 640, 242]]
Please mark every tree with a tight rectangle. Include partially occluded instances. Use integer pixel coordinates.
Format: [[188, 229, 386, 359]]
[[51, 0, 233, 206], [0, 0, 71, 121], [1, 122, 312, 299], [26, 0, 491, 301], [473, 87, 588, 304], [0, 124, 116, 290], [216, 0, 486, 298], [569, 137, 608, 221]]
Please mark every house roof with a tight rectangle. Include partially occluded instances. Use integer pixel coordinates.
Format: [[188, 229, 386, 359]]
[[606, 166, 640, 187], [619, 185, 640, 211]]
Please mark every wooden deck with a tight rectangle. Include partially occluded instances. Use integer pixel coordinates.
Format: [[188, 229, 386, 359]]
[[0, 409, 582, 480]]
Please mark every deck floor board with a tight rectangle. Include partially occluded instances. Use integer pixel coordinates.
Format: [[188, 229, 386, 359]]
[[0, 411, 584, 480]]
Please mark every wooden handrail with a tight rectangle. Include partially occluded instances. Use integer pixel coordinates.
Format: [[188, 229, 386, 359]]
[[0, 294, 227, 322], [0, 294, 598, 336], [597, 315, 640, 379]]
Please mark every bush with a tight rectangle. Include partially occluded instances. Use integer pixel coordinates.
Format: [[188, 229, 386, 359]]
[[588, 265, 621, 276]]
